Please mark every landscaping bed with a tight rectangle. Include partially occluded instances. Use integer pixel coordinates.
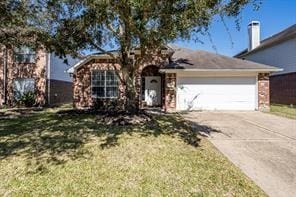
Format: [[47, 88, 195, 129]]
[[0, 107, 265, 196]]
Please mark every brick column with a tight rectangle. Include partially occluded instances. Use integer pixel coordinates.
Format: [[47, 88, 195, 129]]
[[258, 73, 270, 111], [164, 73, 176, 112], [0, 48, 6, 107]]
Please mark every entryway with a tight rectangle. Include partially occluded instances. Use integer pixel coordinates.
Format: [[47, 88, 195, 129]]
[[144, 76, 161, 106], [141, 65, 163, 108]]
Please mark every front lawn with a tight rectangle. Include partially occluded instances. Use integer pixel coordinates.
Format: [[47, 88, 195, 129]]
[[270, 104, 296, 119], [0, 107, 265, 196]]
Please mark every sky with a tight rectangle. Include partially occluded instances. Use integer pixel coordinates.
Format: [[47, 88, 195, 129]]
[[173, 0, 296, 57]]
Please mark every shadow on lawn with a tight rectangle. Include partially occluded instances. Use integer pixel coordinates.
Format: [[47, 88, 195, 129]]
[[0, 109, 220, 173]]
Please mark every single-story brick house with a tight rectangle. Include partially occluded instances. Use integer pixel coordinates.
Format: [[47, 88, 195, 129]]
[[68, 46, 281, 112]]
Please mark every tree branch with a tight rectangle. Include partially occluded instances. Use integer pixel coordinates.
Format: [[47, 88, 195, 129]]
[[89, 40, 117, 59], [106, 23, 118, 36]]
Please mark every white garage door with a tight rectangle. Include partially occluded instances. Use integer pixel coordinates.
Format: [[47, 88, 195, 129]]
[[177, 77, 257, 111]]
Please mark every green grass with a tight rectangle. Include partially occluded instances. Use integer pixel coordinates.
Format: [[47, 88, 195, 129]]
[[0, 107, 265, 196], [270, 104, 296, 119]]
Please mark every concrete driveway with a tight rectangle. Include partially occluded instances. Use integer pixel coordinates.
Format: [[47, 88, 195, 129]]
[[182, 111, 296, 197]]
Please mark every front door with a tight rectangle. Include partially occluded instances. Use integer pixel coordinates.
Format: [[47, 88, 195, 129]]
[[145, 76, 161, 106]]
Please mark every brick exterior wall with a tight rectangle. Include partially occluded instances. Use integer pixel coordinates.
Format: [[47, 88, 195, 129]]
[[270, 72, 296, 105], [73, 60, 124, 109], [258, 73, 270, 111], [164, 73, 176, 112], [0, 48, 47, 107], [73, 66, 272, 112], [73, 53, 168, 109], [48, 79, 73, 105]]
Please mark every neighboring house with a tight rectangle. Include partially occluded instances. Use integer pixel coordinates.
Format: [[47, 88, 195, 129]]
[[235, 21, 296, 105], [0, 47, 79, 107], [68, 45, 280, 112]]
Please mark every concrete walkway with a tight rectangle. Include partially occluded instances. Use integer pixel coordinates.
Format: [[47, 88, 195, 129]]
[[183, 111, 296, 197]]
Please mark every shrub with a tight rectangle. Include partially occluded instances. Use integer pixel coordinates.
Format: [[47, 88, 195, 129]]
[[19, 91, 36, 107], [93, 99, 121, 112]]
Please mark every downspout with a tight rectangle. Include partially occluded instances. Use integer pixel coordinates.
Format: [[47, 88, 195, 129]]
[[3, 47, 8, 105], [47, 53, 51, 105]]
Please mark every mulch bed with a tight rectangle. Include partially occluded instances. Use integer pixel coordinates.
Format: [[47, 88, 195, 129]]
[[96, 112, 152, 126], [1, 106, 159, 125], [57, 109, 152, 126]]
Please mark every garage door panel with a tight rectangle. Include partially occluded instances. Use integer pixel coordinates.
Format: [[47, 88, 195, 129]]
[[177, 77, 256, 110], [178, 77, 256, 85]]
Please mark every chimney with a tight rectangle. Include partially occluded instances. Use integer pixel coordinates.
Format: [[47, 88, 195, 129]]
[[248, 21, 260, 51]]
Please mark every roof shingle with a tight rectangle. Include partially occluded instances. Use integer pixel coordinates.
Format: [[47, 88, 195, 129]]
[[164, 46, 280, 70]]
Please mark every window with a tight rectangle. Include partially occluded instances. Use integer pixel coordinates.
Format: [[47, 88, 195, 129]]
[[91, 70, 118, 98], [13, 78, 35, 100], [14, 47, 36, 63]]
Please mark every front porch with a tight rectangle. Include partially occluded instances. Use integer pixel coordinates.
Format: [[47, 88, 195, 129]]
[[139, 65, 176, 112], [140, 65, 164, 108]]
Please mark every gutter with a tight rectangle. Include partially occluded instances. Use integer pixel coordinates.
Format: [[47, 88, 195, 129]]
[[159, 68, 283, 73]]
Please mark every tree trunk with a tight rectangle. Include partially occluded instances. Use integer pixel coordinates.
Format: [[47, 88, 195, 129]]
[[120, 51, 140, 114], [124, 80, 139, 113]]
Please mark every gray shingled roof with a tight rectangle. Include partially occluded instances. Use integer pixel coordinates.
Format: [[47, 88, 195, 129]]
[[235, 24, 296, 58], [163, 46, 280, 70], [68, 45, 281, 73]]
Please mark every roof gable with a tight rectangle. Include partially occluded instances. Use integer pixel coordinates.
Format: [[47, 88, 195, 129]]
[[67, 47, 172, 73]]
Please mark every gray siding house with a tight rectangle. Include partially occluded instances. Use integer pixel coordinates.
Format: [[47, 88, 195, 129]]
[[47, 54, 79, 105], [235, 22, 296, 105]]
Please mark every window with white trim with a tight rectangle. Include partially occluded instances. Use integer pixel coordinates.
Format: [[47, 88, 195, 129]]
[[13, 78, 35, 100], [14, 46, 36, 63], [91, 70, 119, 98]]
